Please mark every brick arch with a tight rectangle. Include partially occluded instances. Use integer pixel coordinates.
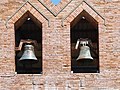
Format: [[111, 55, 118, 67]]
[[62, 0, 105, 26], [6, 1, 49, 28], [62, 0, 105, 73], [5, 1, 49, 73]]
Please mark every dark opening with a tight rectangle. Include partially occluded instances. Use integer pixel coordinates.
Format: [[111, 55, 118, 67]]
[[71, 11, 99, 73], [15, 11, 42, 74]]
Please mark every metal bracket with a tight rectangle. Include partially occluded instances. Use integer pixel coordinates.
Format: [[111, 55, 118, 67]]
[[15, 39, 38, 51]]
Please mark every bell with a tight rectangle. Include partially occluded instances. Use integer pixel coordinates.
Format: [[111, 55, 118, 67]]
[[19, 44, 38, 64], [76, 41, 93, 60]]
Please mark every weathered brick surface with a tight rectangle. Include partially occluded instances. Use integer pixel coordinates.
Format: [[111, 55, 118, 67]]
[[0, 0, 120, 90]]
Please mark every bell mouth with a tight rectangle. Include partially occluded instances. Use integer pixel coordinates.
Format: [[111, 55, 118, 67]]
[[19, 59, 38, 64]]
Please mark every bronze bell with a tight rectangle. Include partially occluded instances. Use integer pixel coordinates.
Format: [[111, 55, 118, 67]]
[[76, 40, 93, 61], [19, 44, 38, 64]]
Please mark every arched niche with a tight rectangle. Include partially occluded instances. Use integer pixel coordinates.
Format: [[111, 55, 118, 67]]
[[71, 10, 99, 73], [15, 11, 42, 74]]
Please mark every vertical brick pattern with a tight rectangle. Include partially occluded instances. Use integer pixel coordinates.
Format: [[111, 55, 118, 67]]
[[0, 0, 120, 90]]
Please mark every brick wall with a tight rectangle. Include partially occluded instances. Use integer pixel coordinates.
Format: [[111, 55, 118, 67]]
[[0, 0, 120, 90]]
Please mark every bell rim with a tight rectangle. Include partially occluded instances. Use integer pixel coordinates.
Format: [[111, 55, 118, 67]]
[[76, 57, 93, 61]]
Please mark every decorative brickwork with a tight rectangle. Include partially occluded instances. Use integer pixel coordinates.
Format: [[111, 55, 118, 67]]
[[0, 0, 120, 89], [38, 0, 73, 16]]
